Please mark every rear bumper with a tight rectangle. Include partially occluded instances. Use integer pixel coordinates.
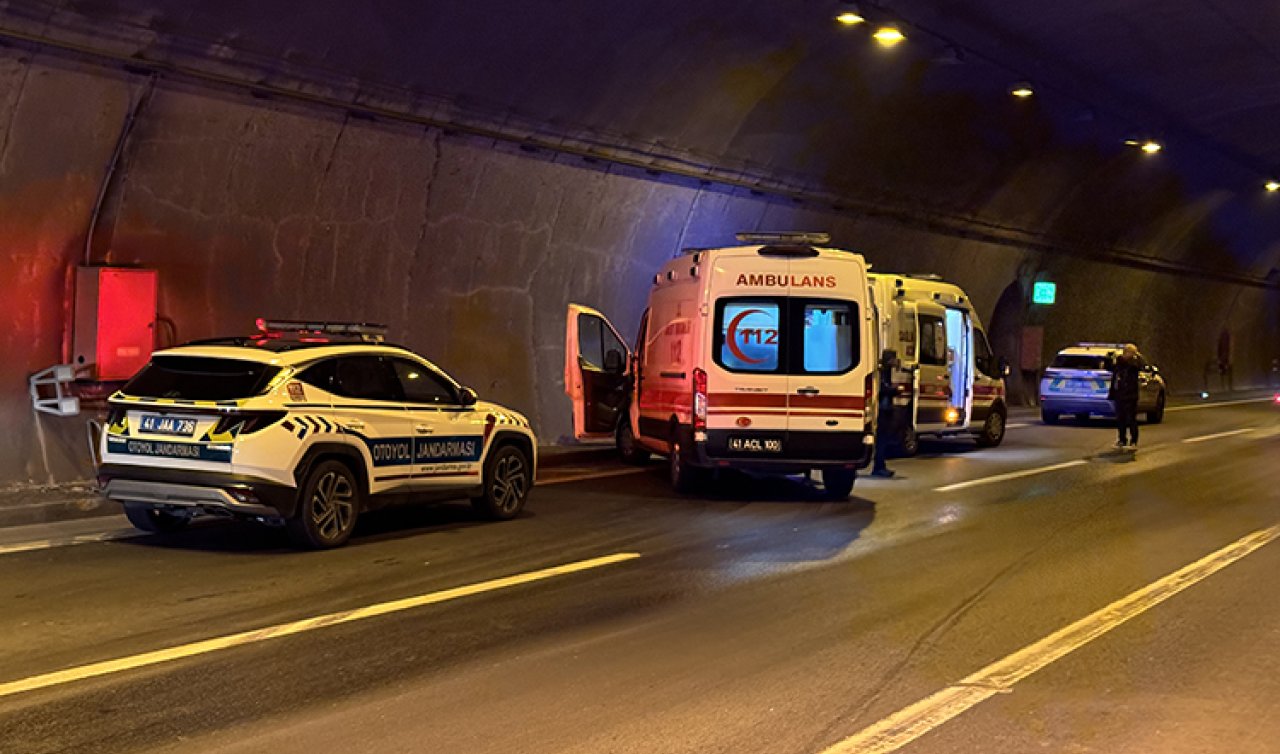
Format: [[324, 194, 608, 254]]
[[97, 464, 298, 519], [1041, 396, 1114, 415], [693, 428, 874, 472]]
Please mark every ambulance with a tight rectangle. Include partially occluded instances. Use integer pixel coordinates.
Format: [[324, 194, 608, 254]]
[[867, 273, 1009, 456], [564, 232, 877, 498]]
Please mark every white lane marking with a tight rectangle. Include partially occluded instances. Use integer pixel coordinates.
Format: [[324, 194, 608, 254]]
[[1182, 427, 1255, 444], [540, 468, 648, 485], [1004, 422, 1030, 429], [819, 523, 1280, 754], [0, 551, 640, 699], [933, 460, 1087, 493], [0, 529, 142, 556], [1166, 397, 1275, 412]]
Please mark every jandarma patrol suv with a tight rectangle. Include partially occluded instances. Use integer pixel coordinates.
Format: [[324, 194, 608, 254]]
[[98, 320, 537, 548]]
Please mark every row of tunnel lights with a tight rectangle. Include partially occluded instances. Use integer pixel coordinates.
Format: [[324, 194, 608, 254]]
[[834, 6, 1280, 193]]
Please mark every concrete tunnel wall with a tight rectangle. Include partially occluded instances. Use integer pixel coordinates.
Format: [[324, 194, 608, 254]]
[[1, 50, 1278, 488]]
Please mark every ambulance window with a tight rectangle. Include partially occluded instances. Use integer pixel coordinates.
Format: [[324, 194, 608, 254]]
[[634, 310, 649, 367], [577, 314, 625, 372], [919, 315, 947, 366], [802, 302, 856, 373], [974, 330, 996, 376], [716, 300, 782, 372], [332, 356, 403, 402], [390, 358, 458, 405]]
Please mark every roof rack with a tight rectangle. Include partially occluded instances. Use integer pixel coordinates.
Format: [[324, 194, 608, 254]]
[[255, 318, 388, 343], [1074, 342, 1127, 349], [735, 231, 831, 245]]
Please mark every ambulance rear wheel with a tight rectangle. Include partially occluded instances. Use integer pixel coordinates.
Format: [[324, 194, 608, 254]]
[[822, 468, 856, 499], [123, 504, 190, 534], [668, 435, 704, 494], [617, 420, 650, 466], [975, 410, 1006, 448]]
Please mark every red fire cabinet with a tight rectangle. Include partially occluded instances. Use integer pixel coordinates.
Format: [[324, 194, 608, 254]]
[[73, 267, 158, 381]]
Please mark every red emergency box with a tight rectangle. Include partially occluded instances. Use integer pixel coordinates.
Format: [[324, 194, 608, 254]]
[[73, 267, 158, 381]]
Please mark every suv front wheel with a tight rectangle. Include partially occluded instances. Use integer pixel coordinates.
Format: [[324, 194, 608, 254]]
[[472, 444, 532, 520], [288, 460, 361, 549]]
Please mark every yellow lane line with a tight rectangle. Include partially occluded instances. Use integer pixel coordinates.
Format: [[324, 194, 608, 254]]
[[0, 551, 641, 699], [818, 524, 1280, 754]]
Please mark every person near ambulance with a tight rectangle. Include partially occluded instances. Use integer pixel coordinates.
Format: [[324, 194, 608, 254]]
[[1108, 343, 1145, 449], [872, 350, 898, 478]]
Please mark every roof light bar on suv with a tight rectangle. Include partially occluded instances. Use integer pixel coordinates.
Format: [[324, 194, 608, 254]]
[[254, 319, 388, 342], [735, 231, 831, 245]]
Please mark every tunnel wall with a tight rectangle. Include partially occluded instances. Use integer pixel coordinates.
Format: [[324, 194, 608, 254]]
[[1, 52, 1278, 486]]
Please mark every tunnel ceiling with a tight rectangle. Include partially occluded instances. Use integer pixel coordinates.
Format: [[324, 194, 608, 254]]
[[2, 0, 1279, 272]]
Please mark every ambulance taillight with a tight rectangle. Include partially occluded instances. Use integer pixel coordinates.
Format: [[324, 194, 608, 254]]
[[693, 368, 708, 432], [864, 371, 875, 426]]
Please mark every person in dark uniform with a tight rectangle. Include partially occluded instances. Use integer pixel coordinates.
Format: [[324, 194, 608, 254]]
[[1108, 343, 1145, 449], [872, 350, 899, 477]]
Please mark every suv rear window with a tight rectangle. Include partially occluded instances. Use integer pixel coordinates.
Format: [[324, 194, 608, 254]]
[[1051, 354, 1107, 370], [714, 297, 859, 375], [123, 356, 281, 400]]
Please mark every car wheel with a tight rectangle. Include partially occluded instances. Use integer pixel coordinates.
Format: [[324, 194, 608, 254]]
[[1075, 412, 1091, 423], [472, 444, 532, 520], [668, 432, 704, 494], [616, 419, 650, 466], [896, 428, 920, 457], [287, 459, 360, 549], [821, 468, 856, 499], [1147, 392, 1166, 424], [1041, 410, 1060, 425], [975, 410, 1006, 448], [123, 504, 190, 534]]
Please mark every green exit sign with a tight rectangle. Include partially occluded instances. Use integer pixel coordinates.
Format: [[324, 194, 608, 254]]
[[1032, 281, 1057, 305]]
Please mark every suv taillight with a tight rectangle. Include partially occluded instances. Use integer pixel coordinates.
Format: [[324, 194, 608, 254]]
[[692, 368, 708, 432]]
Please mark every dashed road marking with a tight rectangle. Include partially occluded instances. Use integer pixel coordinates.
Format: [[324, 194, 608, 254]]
[[1166, 397, 1275, 412], [817, 524, 1280, 754], [1182, 427, 1255, 444], [0, 551, 641, 699], [933, 460, 1087, 493], [540, 468, 649, 485], [0, 529, 141, 556]]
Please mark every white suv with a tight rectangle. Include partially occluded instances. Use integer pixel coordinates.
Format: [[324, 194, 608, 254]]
[[98, 321, 537, 548]]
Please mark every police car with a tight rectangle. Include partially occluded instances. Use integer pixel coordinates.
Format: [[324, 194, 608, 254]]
[[97, 320, 537, 548], [1040, 343, 1167, 425]]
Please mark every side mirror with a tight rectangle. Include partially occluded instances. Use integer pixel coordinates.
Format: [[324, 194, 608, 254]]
[[459, 386, 478, 406], [997, 356, 1011, 378], [604, 348, 625, 375]]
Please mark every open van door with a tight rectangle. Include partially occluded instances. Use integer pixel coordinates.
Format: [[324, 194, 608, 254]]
[[565, 304, 631, 440]]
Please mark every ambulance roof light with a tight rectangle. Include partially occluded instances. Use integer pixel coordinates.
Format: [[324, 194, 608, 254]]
[[255, 319, 388, 342], [735, 231, 831, 245]]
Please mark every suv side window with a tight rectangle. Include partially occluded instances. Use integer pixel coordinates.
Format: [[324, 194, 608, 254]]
[[390, 358, 458, 405], [332, 356, 403, 402], [297, 359, 337, 392]]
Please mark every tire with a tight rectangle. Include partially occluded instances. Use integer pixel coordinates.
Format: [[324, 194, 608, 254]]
[[896, 428, 920, 457], [1041, 410, 1060, 425], [975, 410, 1006, 448], [616, 419, 650, 466], [668, 433, 704, 494], [1075, 412, 1091, 423], [287, 459, 361, 549], [1147, 392, 1166, 424], [821, 468, 856, 499], [471, 444, 532, 521], [123, 504, 190, 534]]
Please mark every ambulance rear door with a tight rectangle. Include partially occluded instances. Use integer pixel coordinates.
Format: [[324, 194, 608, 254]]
[[565, 304, 631, 440], [943, 306, 975, 426], [914, 300, 952, 430]]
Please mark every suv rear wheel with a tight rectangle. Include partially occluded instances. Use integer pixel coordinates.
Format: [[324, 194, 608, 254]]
[[124, 504, 190, 534], [288, 460, 360, 549], [1147, 392, 1166, 424], [472, 444, 531, 520]]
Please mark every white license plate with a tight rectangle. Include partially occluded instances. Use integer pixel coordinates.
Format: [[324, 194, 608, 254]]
[[139, 414, 198, 437], [728, 436, 783, 453]]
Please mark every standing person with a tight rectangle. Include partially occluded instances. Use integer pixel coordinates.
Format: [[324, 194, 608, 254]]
[[872, 350, 899, 478], [1108, 343, 1145, 449]]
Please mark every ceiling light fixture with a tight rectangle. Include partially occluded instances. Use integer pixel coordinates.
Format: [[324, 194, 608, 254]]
[[872, 26, 906, 47], [1010, 83, 1034, 98], [1266, 180, 1280, 192], [835, 11, 866, 25], [1140, 140, 1162, 154]]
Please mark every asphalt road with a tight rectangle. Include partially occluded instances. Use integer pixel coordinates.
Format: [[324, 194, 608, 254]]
[[1, 397, 1278, 754]]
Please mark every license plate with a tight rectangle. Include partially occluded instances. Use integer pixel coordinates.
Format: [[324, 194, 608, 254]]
[[728, 436, 783, 453], [139, 414, 198, 437]]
